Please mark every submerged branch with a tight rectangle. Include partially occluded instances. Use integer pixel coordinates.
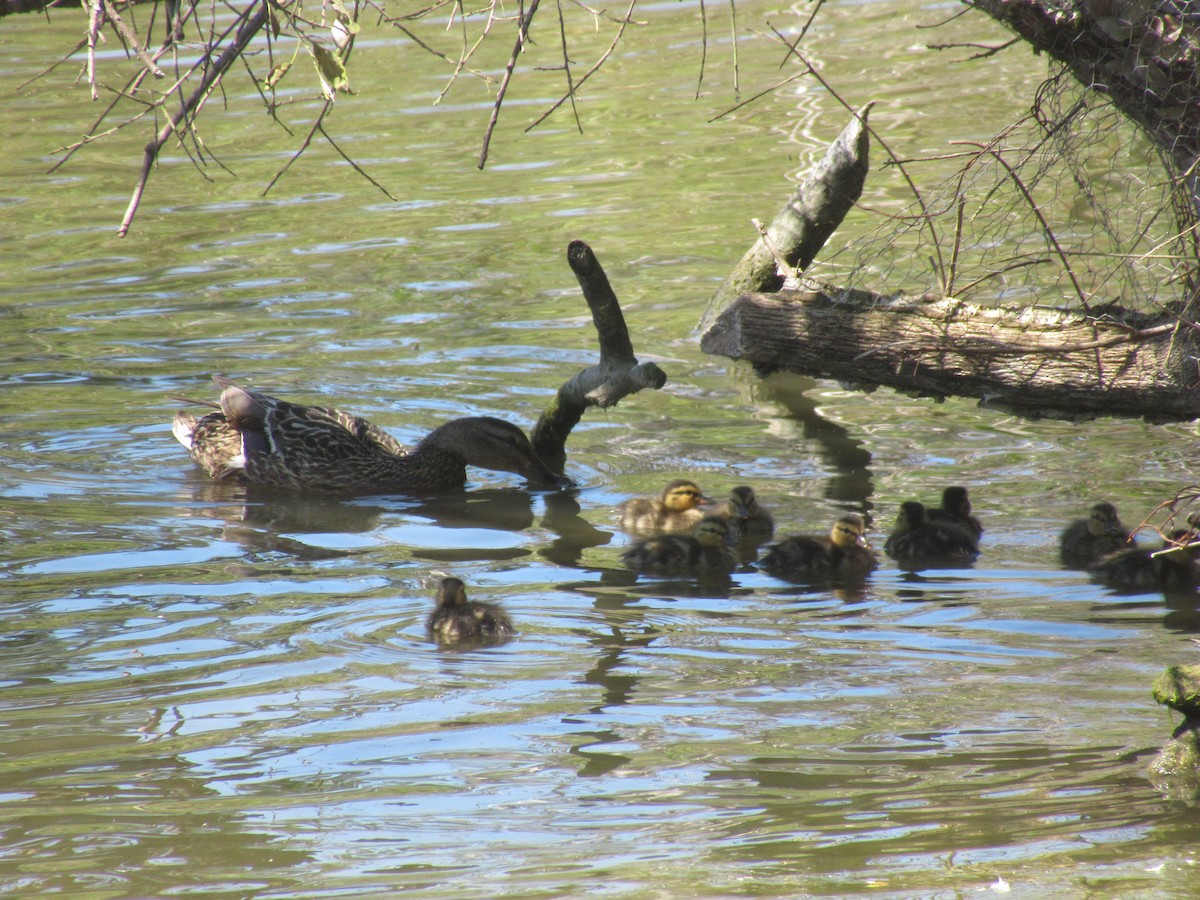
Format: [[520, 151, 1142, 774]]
[[531, 240, 667, 468]]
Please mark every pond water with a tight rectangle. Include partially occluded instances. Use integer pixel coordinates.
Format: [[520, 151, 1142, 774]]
[[3, 1, 1200, 897]]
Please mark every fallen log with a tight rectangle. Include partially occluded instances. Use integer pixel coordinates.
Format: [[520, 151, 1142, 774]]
[[700, 283, 1200, 422], [698, 105, 871, 334]]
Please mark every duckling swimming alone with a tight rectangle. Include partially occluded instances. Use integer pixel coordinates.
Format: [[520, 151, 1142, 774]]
[[617, 479, 710, 534], [1060, 501, 1135, 567], [884, 500, 980, 567], [427, 577, 515, 643], [620, 514, 738, 577], [1089, 529, 1200, 593], [173, 377, 569, 492], [927, 486, 983, 541], [759, 513, 877, 582], [718, 486, 776, 541]]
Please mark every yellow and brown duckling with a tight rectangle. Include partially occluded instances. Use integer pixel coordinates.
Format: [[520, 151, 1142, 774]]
[[1089, 528, 1200, 593], [884, 500, 980, 567], [718, 486, 776, 541], [617, 478, 710, 534], [759, 513, 877, 583], [927, 486, 983, 541], [1060, 502, 1135, 567], [620, 514, 738, 577], [173, 377, 570, 493], [427, 577, 515, 643]]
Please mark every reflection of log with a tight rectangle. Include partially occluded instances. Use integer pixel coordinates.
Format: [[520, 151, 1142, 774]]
[[701, 284, 1200, 421], [531, 240, 668, 469], [698, 106, 871, 333]]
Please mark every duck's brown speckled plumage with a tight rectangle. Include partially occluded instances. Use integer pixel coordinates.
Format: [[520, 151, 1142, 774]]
[[926, 486, 983, 541], [617, 479, 710, 534], [1060, 502, 1135, 567], [1089, 528, 1200, 593], [427, 577, 515, 643], [884, 500, 979, 566], [718, 486, 775, 540], [172, 377, 567, 492], [759, 513, 876, 582], [620, 514, 738, 577]]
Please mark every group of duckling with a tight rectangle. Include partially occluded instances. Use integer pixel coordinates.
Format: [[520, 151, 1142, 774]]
[[616, 480, 1200, 595], [616, 481, 983, 582], [171, 380, 1200, 646]]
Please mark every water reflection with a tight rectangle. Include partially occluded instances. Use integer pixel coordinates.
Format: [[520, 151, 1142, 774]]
[[760, 372, 875, 511]]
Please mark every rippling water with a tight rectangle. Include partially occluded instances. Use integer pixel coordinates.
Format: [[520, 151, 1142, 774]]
[[4, 1, 1200, 897]]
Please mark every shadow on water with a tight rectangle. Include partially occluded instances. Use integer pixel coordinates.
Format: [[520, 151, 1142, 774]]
[[179, 477, 613, 565], [759, 371, 874, 511]]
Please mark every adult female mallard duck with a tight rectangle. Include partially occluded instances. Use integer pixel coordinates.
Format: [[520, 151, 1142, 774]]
[[718, 486, 776, 541], [1059, 502, 1135, 567], [617, 479, 710, 534], [427, 577, 515, 643], [927, 486, 983, 541], [172, 377, 570, 492], [759, 513, 877, 583], [884, 500, 980, 567], [620, 514, 738, 577]]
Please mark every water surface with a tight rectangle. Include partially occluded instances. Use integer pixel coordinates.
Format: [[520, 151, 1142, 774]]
[[3, 2, 1200, 897]]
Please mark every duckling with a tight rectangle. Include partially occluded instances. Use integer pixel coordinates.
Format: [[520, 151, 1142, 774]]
[[617, 479, 710, 534], [620, 514, 738, 577], [927, 486, 983, 541], [426, 577, 515, 643], [1060, 501, 1135, 567], [884, 500, 980, 567], [173, 377, 570, 493], [1089, 528, 1200, 593], [718, 486, 776, 541], [759, 513, 877, 582]]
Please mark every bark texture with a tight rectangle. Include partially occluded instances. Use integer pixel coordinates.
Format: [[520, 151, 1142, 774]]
[[700, 284, 1200, 421], [968, 0, 1200, 213], [698, 106, 871, 333], [531, 240, 667, 469]]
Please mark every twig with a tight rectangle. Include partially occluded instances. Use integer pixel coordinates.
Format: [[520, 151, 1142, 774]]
[[523, 0, 638, 135], [751, 217, 799, 283], [100, 0, 165, 78], [264, 101, 329, 196], [552, 0, 582, 133], [319, 123, 399, 200], [478, 0, 540, 169], [118, 2, 268, 237], [955, 139, 1092, 312]]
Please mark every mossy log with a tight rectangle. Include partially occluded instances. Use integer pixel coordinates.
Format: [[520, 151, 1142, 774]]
[[700, 284, 1200, 421], [1149, 664, 1200, 800], [531, 240, 667, 470], [698, 106, 871, 334]]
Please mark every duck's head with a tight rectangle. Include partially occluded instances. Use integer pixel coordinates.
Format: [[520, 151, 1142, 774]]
[[693, 514, 734, 549], [727, 485, 759, 517], [896, 501, 928, 531], [431, 417, 573, 488], [942, 486, 971, 517], [661, 479, 709, 513], [1086, 502, 1123, 537], [434, 576, 470, 610], [830, 513, 867, 550]]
